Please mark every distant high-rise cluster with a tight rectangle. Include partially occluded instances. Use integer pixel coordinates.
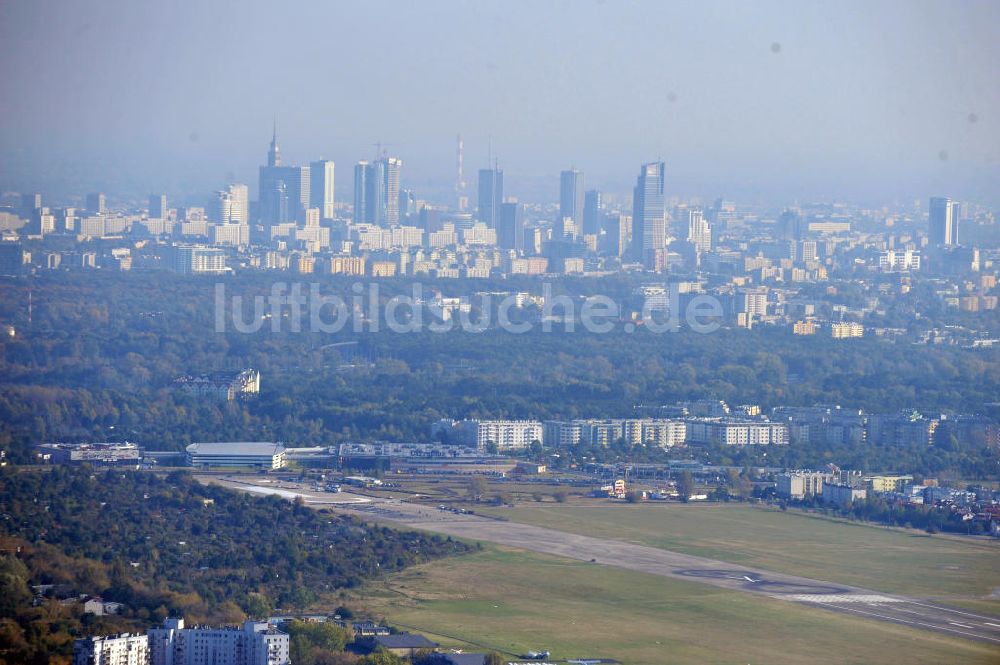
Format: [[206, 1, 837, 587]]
[[353, 156, 402, 226]]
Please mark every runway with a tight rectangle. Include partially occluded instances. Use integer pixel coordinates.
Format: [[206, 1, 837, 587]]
[[207, 476, 1000, 647]]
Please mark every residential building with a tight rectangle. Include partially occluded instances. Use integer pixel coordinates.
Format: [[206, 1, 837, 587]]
[[776, 471, 832, 499], [830, 322, 864, 339], [433, 419, 543, 451], [822, 482, 867, 508], [684, 419, 789, 445], [880, 249, 921, 272], [174, 369, 260, 401], [148, 618, 289, 665], [74, 633, 149, 665], [172, 245, 228, 274], [686, 209, 712, 252]]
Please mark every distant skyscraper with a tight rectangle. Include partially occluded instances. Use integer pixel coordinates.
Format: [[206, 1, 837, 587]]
[[398, 188, 417, 222], [478, 167, 503, 228], [559, 169, 584, 239], [258, 127, 309, 224], [20, 192, 41, 219], [779, 209, 803, 241], [149, 194, 167, 219], [929, 196, 959, 246], [686, 209, 712, 252], [583, 189, 603, 236], [211, 184, 249, 225], [631, 162, 666, 265], [309, 160, 335, 220], [353, 158, 401, 226], [353, 161, 372, 223], [374, 157, 402, 227], [498, 202, 524, 251], [602, 212, 628, 257], [455, 134, 467, 211], [86, 192, 106, 215]]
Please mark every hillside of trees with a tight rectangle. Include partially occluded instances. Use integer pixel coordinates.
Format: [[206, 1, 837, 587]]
[[0, 467, 470, 664]]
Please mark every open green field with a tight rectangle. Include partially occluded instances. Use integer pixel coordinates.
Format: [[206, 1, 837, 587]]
[[475, 502, 1000, 602], [360, 546, 999, 665]]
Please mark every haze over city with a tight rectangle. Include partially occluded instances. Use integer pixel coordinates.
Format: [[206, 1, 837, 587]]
[[2, 0, 999, 206], [2, 3, 1000, 665]]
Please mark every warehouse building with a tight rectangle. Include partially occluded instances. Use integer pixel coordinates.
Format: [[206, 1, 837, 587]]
[[186, 442, 286, 469]]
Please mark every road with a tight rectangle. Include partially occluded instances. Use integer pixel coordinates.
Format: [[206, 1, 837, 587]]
[[207, 476, 1000, 647]]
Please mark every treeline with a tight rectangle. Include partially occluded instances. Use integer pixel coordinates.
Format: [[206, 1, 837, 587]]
[[780, 495, 993, 536], [0, 467, 469, 664], [0, 273, 998, 474]]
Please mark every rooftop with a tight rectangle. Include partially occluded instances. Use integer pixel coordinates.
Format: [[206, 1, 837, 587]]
[[186, 442, 285, 456]]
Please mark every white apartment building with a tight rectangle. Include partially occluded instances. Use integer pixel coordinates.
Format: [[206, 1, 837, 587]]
[[74, 633, 149, 665], [879, 249, 920, 272], [830, 322, 864, 339], [684, 419, 789, 445], [433, 419, 543, 451], [148, 618, 289, 665]]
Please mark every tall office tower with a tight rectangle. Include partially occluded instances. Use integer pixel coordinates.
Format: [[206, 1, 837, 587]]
[[228, 184, 249, 225], [929, 196, 959, 246], [20, 192, 41, 219], [583, 189, 603, 236], [309, 160, 335, 220], [686, 209, 712, 252], [353, 161, 371, 223], [257, 126, 309, 224], [455, 134, 467, 211], [477, 166, 503, 227], [149, 194, 167, 219], [559, 169, 585, 239], [602, 212, 628, 257], [498, 201, 524, 251], [86, 192, 106, 215], [398, 188, 417, 222], [211, 184, 249, 224], [374, 156, 402, 226], [260, 167, 308, 224], [631, 161, 666, 266], [779, 209, 803, 241]]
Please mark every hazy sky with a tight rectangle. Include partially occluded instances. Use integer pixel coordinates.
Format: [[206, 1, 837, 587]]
[[1, 0, 998, 208]]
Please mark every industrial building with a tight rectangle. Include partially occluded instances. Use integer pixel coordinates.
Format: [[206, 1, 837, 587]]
[[186, 442, 286, 469]]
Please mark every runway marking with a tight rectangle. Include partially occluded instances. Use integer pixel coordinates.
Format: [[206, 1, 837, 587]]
[[985, 622, 1000, 628], [949, 622, 974, 629], [791, 594, 901, 603], [905, 600, 1000, 622], [829, 605, 1000, 644]]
